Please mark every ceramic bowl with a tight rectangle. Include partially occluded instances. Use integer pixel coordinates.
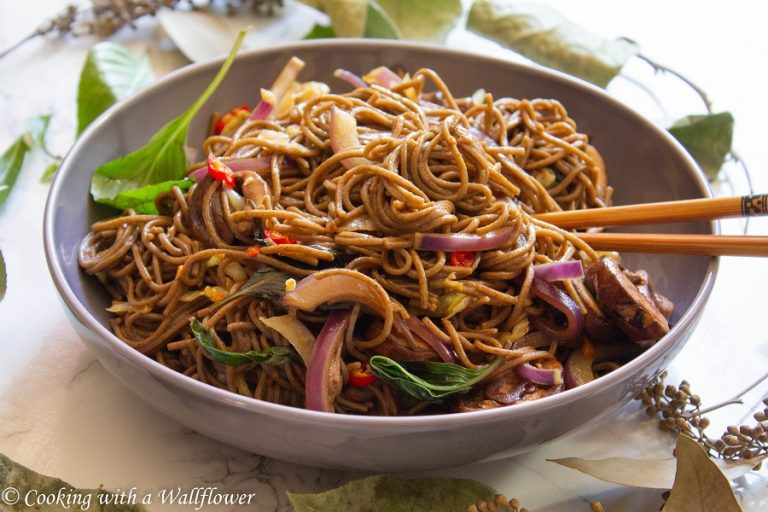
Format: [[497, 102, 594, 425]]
[[44, 39, 716, 471]]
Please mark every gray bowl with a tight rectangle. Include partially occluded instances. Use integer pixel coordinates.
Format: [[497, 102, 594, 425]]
[[44, 40, 716, 471]]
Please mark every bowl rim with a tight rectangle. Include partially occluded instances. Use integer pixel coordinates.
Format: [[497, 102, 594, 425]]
[[43, 37, 718, 428]]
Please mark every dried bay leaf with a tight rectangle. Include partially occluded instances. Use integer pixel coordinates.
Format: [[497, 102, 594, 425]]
[[550, 452, 765, 489], [550, 456, 677, 489], [304, 23, 337, 39], [158, 2, 324, 62], [0, 453, 147, 511], [662, 435, 741, 512], [667, 112, 734, 180], [301, 0, 399, 39], [288, 475, 498, 512], [375, 0, 462, 42], [467, 0, 638, 87]]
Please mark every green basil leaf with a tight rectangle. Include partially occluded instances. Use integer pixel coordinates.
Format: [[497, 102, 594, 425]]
[[362, 0, 400, 39], [104, 178, 193, 214], [216, 266, 293, 308], [0, 134, 31, 207], [0, 248, 6, 303], [0, 452, 148, 511], [376, 0, 462, 42], [467, 0, 638, 87], [90, 30, 247, 214], [667, 112, 734, 180], [288, 475, 498, 512], [369, 355, 503, 402], [303, 23, 337, 39], [77, 42, 154, 135], [190, 318, 292, 366]]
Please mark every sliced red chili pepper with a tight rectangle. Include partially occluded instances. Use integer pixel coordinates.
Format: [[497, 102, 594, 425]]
[[214, 104, 249, 134], [450, 251, 476, 267], [207, 154, 235, 188], [264, 227, 297, 245], [246, 246, 260, 257], [348, 363, 377, 388]]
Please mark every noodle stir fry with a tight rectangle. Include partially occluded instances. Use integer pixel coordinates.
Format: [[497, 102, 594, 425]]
[[79, 58, 673, 415]]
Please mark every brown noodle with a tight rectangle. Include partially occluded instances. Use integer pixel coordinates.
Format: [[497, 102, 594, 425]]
[[79, 66, 616, 415]]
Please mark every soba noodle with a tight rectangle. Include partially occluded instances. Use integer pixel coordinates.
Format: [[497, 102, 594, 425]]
[[79, 61, 667, 415]]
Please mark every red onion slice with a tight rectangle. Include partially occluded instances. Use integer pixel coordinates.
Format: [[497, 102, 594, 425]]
[[405, 316, 458, 364], [363, 66, 402, 88], [249, 57, 305, 121], [249, 96, 274, 121], [533, 260, 584, 282], [189, 166, 208, 182], [282, 270, 387, 318], [334, 68, 366, 89], [414, 227, 516, 252], [515, 362, 563, 386], [225, 157, 272, 172], [329, 107, 369, 169], [305, 310, 350, 412], [528, 277, 585, 343]]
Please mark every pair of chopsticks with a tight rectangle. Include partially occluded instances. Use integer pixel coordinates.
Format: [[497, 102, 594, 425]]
[[534, 194, 768, 257]]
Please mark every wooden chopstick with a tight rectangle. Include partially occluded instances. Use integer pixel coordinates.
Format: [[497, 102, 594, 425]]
[[536, 194, 768, 229], [577, 233, 768, 257]]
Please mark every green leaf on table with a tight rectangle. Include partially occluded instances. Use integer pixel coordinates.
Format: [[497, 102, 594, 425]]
[[0, 249, 6, 303], [0, 134, 31, 207], [662, 435, 741, 512], [362, 0, 400, 39], [369, 355, 503, 402], [550, 452, 765, 489], [302, 0, 400, 39], [190, 318, 293, 367], [288, 475, 498, 512], [27, 114, 52, 148], [467, 0, 638, 87], [27, 114, 63, 182], [667, 112, 734, 180], [0, 452, 147, 511], [90, 30, 247, 214], [77, 42, 154, 135], [376, 0, 462, 42], [40, 162, 59, 183], [304, 23, 337, 39]]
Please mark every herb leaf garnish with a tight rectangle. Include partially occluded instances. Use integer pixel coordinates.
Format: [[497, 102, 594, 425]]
[[90, 29, 248, 214], [368, 355, 503, 402], [190, 318, 292, 367], [215, 266, 294, 307]]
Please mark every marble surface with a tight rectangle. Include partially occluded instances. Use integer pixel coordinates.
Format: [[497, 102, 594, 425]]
[[1, 1, 767, 510]]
